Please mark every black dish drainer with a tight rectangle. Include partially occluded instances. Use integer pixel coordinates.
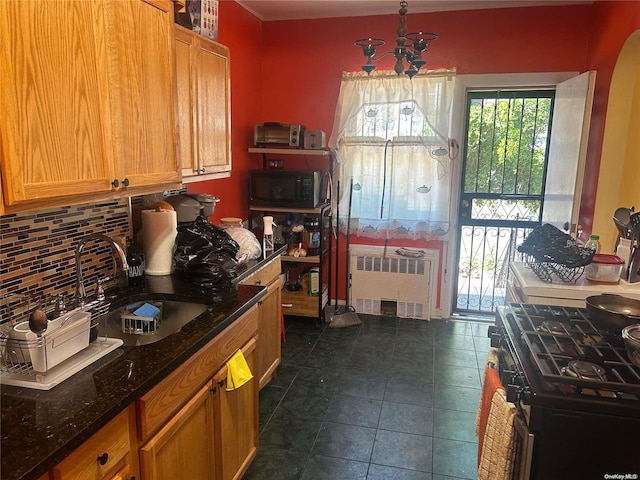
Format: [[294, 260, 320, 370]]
[[520, 253, 587, 283], [518, 224, 594, 283]]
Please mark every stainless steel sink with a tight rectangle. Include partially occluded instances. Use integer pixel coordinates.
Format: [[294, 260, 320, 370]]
[[97, 299, 210, 346]]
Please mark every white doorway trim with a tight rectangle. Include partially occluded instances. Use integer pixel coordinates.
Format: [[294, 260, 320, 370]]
[[440, 72, 579, 319]]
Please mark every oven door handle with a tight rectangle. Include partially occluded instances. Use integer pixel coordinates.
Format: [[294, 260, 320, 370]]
[[513, 414, 534, 480]]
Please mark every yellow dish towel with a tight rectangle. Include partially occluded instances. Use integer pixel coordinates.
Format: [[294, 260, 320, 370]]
[[225, 349, 253, 391]]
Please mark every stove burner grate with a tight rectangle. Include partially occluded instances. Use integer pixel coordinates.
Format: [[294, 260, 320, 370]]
[[537, 320, 569, 335], [562, 360, 607, 381], [507, 303, 640, 395]]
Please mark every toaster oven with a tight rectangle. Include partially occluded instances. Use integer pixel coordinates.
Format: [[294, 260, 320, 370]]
[[254, 123, 305, 147]]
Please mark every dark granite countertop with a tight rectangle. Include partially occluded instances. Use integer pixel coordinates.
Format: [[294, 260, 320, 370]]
[[0, 248, 284, 480]]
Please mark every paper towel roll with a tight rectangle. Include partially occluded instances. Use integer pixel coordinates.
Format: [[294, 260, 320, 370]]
[[141, 209, 177, 275]]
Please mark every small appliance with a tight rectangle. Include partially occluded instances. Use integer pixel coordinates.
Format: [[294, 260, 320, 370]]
[[254, 123, 305, 147], [164, 193, 219, 223], [303, 130, 326, 149], [249, 170, 325, 208]]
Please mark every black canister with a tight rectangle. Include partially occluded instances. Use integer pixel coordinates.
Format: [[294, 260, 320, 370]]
[[126, 238, 145, 286], [303, 217, 321, 256]]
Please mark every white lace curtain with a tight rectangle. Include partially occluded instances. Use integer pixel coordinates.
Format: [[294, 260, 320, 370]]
[[329, 70, 456, 240]]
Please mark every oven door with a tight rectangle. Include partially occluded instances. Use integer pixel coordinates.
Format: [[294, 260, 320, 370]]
[[489, 322, 535, 480], [512, 413, 534, 480]]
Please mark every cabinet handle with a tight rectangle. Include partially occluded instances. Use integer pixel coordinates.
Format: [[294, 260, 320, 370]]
[[97, 452, 109, 466], [255, 280, 262, 285], [111, 179, 119, 188], [210, 386, 217, 394], [198, 168, 206, 174], [122, 178, 130, 187], [218, 379, 225, 387]]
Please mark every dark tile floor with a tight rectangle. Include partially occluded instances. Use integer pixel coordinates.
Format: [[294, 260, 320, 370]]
[[243, 314, 492, 480]]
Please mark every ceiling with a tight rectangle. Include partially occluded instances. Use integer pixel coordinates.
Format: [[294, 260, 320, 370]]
[[236, 0, 593, 21]]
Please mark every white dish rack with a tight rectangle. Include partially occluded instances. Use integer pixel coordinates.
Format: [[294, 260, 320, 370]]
[[2, 309, 91, 373], [0, 307, 123, 389]]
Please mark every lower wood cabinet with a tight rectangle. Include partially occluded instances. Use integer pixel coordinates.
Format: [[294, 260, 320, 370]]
[[51, 406, 136, 480], [47, 305, 260, 480], [140, 384, 215, 480], [239, 256, 282, 389], [212, 338, 258, 480], [137, 305, 259, 480], [139, 338, 257, 480]]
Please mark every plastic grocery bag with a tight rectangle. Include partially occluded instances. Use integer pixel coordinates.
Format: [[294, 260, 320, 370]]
[[224, 226, 262, 264]]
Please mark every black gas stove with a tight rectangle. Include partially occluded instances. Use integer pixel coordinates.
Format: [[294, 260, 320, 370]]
[[492, 303, 640, 480]]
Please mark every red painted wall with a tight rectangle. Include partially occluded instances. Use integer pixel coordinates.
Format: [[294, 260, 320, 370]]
[[188, 1, 639, 308], [187, 1, 264, 223], [259, 5, 592, 130], [256, 4, 593, 306]]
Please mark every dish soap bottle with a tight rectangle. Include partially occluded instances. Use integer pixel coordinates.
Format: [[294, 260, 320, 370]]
[[584, 234, 601, 254]]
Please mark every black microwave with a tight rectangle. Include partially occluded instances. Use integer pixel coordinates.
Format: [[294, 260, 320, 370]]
[[249, 170, 325, 208]]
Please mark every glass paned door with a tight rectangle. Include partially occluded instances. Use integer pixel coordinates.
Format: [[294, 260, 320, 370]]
[[454, 90, 554, 314]]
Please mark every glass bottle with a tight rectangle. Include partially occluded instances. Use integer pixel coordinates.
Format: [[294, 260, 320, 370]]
[[126, 237, 145, 286], [303, 216, 321, 256], [262, 216, 274, 258], [584, 234, 600, 254]]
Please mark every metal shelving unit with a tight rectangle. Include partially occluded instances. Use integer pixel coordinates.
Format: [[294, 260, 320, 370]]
[[248, 148, 334, 322]]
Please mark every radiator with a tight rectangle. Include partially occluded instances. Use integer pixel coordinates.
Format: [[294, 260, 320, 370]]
[[349, 245, 438, 320]]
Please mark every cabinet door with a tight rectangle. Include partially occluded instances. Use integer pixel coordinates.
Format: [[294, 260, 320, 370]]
[[257, 281, 282, 389], [103, 0, 180, 189], [195, 38, 231, 176], [108, 464, 130, 480], [0, 0, 116, 205], [175, 27, 198, 177], [140, 384, 215, 480], [212, 338, 258, 480], [175, 27, 231, 181], [51, 408, 131, 480]]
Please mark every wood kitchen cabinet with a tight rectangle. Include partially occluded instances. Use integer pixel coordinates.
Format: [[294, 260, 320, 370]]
[[139, 384, 215, 480], [211, 338, 258, 480], [139, 339, 257, 480], [175, 25, 232, 182], [239, 256, 282, 389], [51, 406, 138, 480], [137, 305, 259, 480], [0, 0, 180, 210]]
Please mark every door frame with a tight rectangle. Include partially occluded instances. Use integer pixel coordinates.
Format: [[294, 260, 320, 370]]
[[441, 72, 578, 319]]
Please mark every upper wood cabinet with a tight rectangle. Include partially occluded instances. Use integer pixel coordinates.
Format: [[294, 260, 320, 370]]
[[103, 0, 181, 190], [0, 0, 180, 208], [174, 25, 231, 182]]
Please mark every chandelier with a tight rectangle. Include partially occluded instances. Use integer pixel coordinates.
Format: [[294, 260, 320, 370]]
[[355, 1, 437, 78]]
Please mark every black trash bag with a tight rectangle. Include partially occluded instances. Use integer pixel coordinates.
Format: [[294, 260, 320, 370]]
[[174, 216, 241, 287], [517, 223, 594, 267]]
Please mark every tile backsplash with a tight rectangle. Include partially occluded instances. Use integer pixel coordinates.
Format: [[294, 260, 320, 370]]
[[0, 200, 131, 325]]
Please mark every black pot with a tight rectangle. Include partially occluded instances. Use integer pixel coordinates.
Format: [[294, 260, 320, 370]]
[[585, 294, 640, 331]]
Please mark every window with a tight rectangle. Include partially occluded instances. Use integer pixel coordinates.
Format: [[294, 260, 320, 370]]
[[329, 71, 456, 240]]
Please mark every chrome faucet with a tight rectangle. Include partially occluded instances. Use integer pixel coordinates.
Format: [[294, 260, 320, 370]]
[[75, 234, 129, 306]]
